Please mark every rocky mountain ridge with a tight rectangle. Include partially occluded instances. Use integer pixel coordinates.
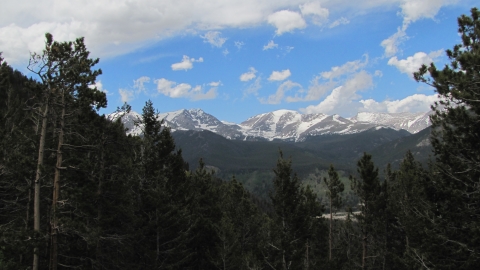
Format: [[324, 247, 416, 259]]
[[109, 109, 432, 141]]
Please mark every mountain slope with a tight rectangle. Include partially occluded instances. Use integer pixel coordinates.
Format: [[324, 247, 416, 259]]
[[370, 126, 433, 169], [110, 108, 433, 142], [349, 111, 431, 134]]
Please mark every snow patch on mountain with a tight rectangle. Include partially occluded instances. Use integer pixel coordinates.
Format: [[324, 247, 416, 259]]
[[110, 109, 433, 142], [349, 111, 431, 134]]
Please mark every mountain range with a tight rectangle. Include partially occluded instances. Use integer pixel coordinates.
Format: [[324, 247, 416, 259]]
[[110, 109, 432, 141], [109, 108, 433, 198]]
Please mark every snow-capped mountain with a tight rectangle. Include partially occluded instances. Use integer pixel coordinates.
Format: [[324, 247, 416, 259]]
[[349, 111, 432, 134], [109, 109, 244, 139], [157, 109, 244, 140], [239, 110, 378, 141], [109, 109, 432, 141]]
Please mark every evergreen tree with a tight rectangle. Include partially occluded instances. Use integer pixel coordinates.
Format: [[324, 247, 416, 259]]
[[134, 99, 191, 268], [387, 151, 430, 269], [323, 164, 344, 262], [0, 54, 40, 269], [351, 152, 383, 269], [414, 7, 480, 269], [214, 177, 266, 269], [266, 151, 325, 269], [27, 33, 106, 270]]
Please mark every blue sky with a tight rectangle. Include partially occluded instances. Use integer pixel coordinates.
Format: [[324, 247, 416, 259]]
[[1, 0, 477, 123]]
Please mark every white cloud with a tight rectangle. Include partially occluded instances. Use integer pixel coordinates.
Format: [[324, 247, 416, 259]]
[[263, 40, 278, 50], [301, 71, 373, 115], [259, 80, 302, 104], [119, 88, 134, 103], [374, 70, 383, 77], [234, 41, 245, 49], [201, 31, 227, 47], [171, 55, 204, 71], [267, 10, 306, 35], [240, 67, 257, 82], [285, 77, 334, 102], [329, 17, 349, 28], [268, 69, 292, 81], [283, 56, 368, 103], [400, 0, 454, 27], [209, 81, 221, 87], [243, 77, 262, 98], [380, 0, 452, 58], [388, 50, 443, 78], [133, 76, 150, 93], [0, 0, 462, 66], [222, 49, 229, 56], [89, 80, 108, 94], [155, 78, 217, 100], [381, 27, 408, 57], [360, 94, 440, 113], [299, 2, 329, 26], [321, 56, 368, 80]]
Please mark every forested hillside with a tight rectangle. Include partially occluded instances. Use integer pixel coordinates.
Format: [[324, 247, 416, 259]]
[[1, 7, 480, 269]]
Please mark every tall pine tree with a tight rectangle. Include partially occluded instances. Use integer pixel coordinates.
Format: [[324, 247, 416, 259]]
[[414, 7, 480, 269]]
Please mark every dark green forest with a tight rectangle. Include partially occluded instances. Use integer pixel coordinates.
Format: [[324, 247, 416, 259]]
[[1, 8, 479, 270]]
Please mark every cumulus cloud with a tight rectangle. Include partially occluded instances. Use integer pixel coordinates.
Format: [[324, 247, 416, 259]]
[[201, 31, 227, 47], [234, 41, 245, 49], [388, 50, 443, 78], [279, 56, 368, 103], [0, 0, 461, 66], [329, 17, 350, 28], [119, 88, 134, 103], [133, 76, 151, 93], [301, 71, 373, 115], [267, 10, 306, 35], [240, 67, 258, 82], [89, 80, 109, 94], [263, 40, 278, 50], [209, 81, 221, 87], [268, 69, 291, 81], [380, 0, 452, 58], [259, 80, 302, 104], [171, 55, 204, 71], [243, 77, 262, 98], [381, 27, 408, 57], [360, 94, 440, 113], [400, 0, 454, 27], [299, 1, 329, 26], [155, 78, 217, 100], [321, 56, 368, 80]]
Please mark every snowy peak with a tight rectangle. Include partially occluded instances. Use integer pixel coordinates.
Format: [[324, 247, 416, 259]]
[[111, 109, 432, 142], [239, 111, 379, 141], [350, 111, 431, 134]]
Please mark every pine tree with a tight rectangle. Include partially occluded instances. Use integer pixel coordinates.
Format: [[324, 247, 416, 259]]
[[414, 7, 480, 268], [323, 164, 344, 262], [267, 151, 324, 270], [351, 152, 383, 269], [214, 177, 265, 269], [27, 33, 106, 270], [0, 54, 40, 269], [387, 151, 430, 269]]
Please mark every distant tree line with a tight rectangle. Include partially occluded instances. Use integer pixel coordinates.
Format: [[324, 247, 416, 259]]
[[1, 7, 479, 269]]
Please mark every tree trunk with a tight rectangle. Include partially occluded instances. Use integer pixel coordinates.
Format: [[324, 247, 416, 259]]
[[50, 90, 65, 270], [329, 196, 332, 261], [33, 100, 49, 270], [362, 232, 367, 270], [96, 136, 105, 267]]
